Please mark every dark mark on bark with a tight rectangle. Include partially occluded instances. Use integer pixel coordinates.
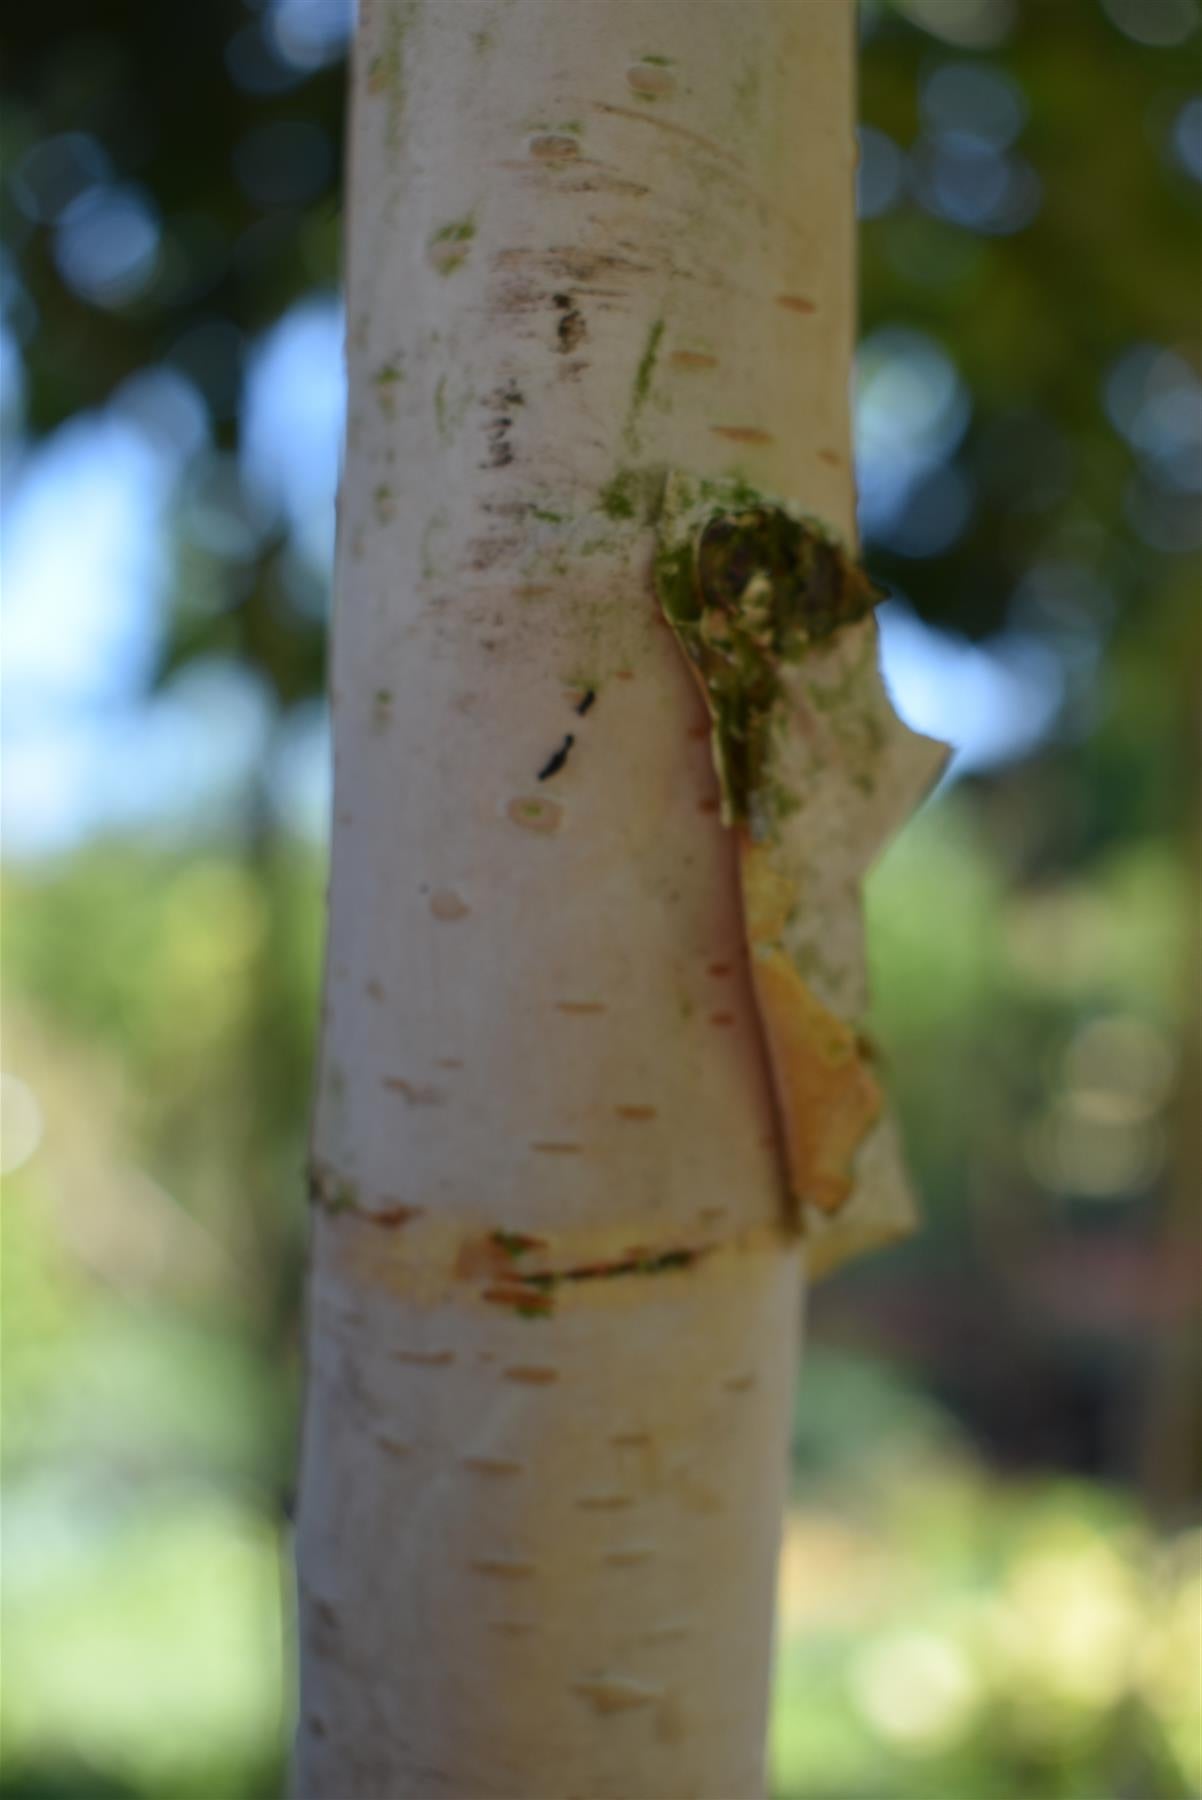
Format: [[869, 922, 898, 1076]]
[[483, 1284, 555, 1318], [481, 1244, 708, 1316], [575, 689, 596, 716], [537, 734, 575, 780], [486, 422, 513, 466], [308, 1160, 358, 1216], [496, 247, 656, 284], [481, 381, 524, 470], [308, 1160, 419, 1227], [467, 531, 518, 571], [374, 1203, 423, 1228], [481, 498, 540, 520], [491, 1230, 549, 1258], [552, 292, 587, 352]]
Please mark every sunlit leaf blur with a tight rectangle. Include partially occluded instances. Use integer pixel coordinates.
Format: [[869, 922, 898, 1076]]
[[2, 0, 1198, 1794]]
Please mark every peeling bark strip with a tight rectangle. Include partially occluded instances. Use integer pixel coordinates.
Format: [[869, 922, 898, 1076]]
[[295, 4, 933, 1797], [654, 476, 946, 1271]]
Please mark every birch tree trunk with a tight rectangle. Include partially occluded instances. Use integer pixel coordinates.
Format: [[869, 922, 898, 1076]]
[[294, 4, 936, 1795]]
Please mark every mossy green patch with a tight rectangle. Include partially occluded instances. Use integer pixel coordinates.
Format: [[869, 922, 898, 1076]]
[[599, 478, 637, 521], [374, 356, 404, 388], [623, 318, 665, 450], [373, 357, 405, 417], [632, 318, 664, 412], [367, 2, 417, 149], [432, 217, 476, 246], [598, 465, 665, 524], [655, 492, 879, 837], [428, 215, 477, 275], [491, 1230, 538, 1259]]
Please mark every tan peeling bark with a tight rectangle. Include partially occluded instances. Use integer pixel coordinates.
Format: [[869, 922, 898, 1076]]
[[653, 481, 944, 1274], [294, 4, 937, 1796]]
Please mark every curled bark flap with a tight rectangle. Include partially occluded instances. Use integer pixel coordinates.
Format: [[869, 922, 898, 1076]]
[[654, 474, 948, 1277]]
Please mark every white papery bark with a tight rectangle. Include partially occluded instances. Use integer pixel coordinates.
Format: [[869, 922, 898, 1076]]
[[294, 5, 873, 1795]]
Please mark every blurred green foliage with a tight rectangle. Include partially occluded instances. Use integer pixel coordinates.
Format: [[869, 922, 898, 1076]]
[[2, 0, 1199, 1795], [774, 1415, 1201, 1798], [4, 802, 1197, 1797]]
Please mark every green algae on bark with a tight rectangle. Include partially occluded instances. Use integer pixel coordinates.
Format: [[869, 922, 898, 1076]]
[[623, 318, 665, 449], [654, 478, 880, 840]]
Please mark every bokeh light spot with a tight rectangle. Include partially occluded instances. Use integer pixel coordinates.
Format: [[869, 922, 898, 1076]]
[[894, 0, 1015, 48], [857, 126, 906, 219], [921, 61, 1027, 149], [1101, 0, 1199, 46], [0, 1074, 44, 1176], [53, 186, 161, 309], [1171, 95, 1202, 179]]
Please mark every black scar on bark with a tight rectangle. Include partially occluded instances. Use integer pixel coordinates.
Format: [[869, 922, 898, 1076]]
[[537, 734, 575, 780]]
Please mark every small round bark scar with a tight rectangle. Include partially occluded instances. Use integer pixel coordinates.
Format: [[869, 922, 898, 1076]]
[[626, 61, 676, 99], [430, 890, 471, 921], [528, 133, 580, 163]]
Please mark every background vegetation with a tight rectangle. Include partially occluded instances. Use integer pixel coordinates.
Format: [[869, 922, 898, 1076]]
[[2, 1, 1199, 1795]]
